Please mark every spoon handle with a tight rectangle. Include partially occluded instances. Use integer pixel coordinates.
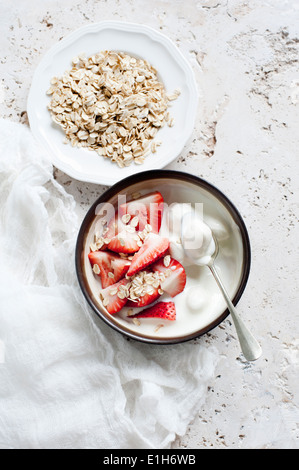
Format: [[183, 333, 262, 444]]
[[209, 264, 262, 362]]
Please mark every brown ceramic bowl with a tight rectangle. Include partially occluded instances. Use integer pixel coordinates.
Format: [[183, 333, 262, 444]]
[[75, 170, 251, 345]]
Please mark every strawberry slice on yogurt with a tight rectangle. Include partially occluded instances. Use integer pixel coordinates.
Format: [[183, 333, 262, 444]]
[[88, 251, 131, 289], [102, 211, 141, 254], [126, 286, 161, 308], [152, 256, 186, 298], [131, 301, 176, 321], [119, 191, 164, 233], [127, 233, 169, 277], [107, 230, 141, 254], [100, 278, 130, 314]]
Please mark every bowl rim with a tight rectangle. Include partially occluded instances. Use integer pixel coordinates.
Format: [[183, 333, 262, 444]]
[[27, 20, 199, 185], [75, 169, 251, 345]]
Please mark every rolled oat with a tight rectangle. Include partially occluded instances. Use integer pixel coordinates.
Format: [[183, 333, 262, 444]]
[[47, 51, 179, 168]]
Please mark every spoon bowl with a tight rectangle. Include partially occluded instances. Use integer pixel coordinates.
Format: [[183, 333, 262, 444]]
[[181, 211, 262, 361]]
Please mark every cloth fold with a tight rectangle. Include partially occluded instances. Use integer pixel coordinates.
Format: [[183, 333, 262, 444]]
[[0, 119, 218, 449]]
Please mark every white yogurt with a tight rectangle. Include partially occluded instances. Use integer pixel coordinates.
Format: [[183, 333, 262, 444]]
[[181, 208, 216, 266], [159, 202, 192, 265]]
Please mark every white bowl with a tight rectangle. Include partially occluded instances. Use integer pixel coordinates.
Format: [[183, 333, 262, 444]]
[[27, 21, 198, 185], [76, 170, 251, 345]]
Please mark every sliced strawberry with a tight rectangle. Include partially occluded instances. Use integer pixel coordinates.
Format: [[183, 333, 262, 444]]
[[104, 210, 126, 240], [88, 251, 130, 288], [102, 210, 141, 254], [127, 287, 161, 308], [131, 301, 176, 321], [107, 230, 141, 254], [119, 191, 164, 233], [119, 201, 147, 232], [152, 257, 187, 298], [100, 278, 129, 314], [127, 233, 169, 277]]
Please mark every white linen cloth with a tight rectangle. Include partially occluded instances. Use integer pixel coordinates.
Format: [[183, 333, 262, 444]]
[[0, 119, 218, 449]]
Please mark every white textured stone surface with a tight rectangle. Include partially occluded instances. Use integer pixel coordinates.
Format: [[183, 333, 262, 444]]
[[1, 0, 298, 449]]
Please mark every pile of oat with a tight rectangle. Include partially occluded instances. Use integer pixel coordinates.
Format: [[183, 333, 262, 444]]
[[108, 269, 166, 303], [47, 51, 180, 167], [89, 213, 153, 253], [99, 254, 172, 308]]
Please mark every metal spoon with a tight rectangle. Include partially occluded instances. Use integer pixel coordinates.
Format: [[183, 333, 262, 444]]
[[181, 216, 262, 362]]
